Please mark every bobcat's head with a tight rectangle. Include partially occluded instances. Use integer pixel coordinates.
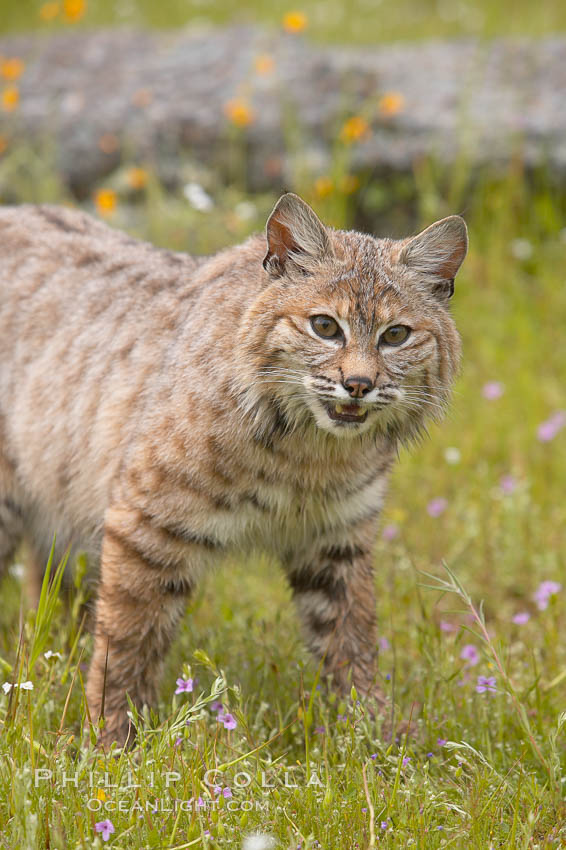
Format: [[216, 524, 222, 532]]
[[242, 193, 467, 442]]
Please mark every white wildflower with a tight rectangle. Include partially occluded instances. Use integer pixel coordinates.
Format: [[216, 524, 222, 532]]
[[242, 835, 276, 850], [44, 651, 62, 661], [8, 562, 25, 579], [444, 447, 461, 465], [510, 238, 533, 261], [183, 182, 214, 212], [2, 681, 34, 693]]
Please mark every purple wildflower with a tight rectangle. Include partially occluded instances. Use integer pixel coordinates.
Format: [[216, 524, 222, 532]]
[[380, 821, 388, 830], [402, 756, 411, 767], [174, 736, 183, 747], [196, 796, 205, 808], [213, 785, 232, 799], [512, 611, 530, 625], [476, 675, 497, 694], [482, 381, 504, 400], [437, 738, 447, 746], [210, 700, 223, 712], [427, 752, 433, 758], [370, 753, 378, 759], [218, 712, 237, 730], [460, 644, 480, 666], [361, 807, 367, 813], [314, 726, 325, 734], [382, 523, 399, 541], [379, 636, 391, 651], [440, 620, 457, 633], [537, 411, 566, 442], [534, 580, 562, 610], [175, 677, 194, 695], [500, 474, 517, 494], [95, 820, 115, 842], [427, 497, 448, 518]]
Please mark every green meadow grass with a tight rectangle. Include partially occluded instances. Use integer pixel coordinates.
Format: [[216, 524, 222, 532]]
[[1, 3, 566, 846], [0, 151, 565, 848], [1, 0, 566, 42]]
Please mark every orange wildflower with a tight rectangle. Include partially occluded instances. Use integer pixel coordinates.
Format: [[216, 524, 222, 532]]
[[63, 0, 86, 22], [132, 88, 153, 108], [340, 115, 370, 144], [224, 98, 255, 128], [94, 189, 117, 216], [1, 87, 19, 112], [314, 176, 334, 198], [98, 133, 119, 154], [283, 11, 308, 33], [126, 167, 149, 190], [254, 54, 275, 75], [339, 174, 360, 194], [1, 58, 25, 81], [39, 2, 60, 21], [378, 92, 405, 117]]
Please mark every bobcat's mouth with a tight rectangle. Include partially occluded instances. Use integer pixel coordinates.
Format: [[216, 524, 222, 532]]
[[325, 401, 368, 424]]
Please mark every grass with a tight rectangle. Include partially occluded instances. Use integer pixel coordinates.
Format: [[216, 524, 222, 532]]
[[1, 0, 566, 42], [1, 3, 566, 848]]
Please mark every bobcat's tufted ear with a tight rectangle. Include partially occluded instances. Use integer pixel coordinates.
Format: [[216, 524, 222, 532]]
[[263, 193, 332, 277], [398, 215, 468, 299]]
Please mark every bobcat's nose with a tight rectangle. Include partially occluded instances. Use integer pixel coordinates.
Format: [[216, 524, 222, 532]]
[[343, 375, 373, 398]]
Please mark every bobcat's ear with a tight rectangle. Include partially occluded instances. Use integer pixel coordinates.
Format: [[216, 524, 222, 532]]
[[398, 215, 468, 299], [263, 193, 332, 277]]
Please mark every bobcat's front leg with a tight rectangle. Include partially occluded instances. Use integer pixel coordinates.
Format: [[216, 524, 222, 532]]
[[86, 504, 198, 749], [286, 532, 383, 704]]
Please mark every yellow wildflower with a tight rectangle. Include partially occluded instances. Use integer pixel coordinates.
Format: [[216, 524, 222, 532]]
[[97, 788, 106, 801], [314, 176, 333, 198], [378, 92, 405, 117], [39, 2, 60, 21], [94, 189, 117, 216], [126, 167, 148, 190], [63, 0, 86, 22], [339, 174, 360, 195], [254, 54, 275, 75], [340, 115, 370, 144], [1, 58, 25, 81], [1, 87, 19, 112], [283, 11, 308, 33], [224, 98, 255, 128]]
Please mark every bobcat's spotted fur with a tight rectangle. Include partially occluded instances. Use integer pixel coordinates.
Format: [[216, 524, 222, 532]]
[[0, 195, 467, 747]]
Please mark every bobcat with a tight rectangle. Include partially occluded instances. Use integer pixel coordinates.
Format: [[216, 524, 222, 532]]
[[0, 194, 467, 747]]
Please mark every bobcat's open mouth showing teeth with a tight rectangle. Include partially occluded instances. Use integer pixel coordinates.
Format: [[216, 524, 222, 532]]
[[325, 402, 368, 423]]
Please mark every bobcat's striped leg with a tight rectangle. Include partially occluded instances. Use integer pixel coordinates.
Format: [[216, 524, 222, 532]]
[[286, 536, 383, 704], [0, 497, 24, 580], [86, 504, 197, 749]]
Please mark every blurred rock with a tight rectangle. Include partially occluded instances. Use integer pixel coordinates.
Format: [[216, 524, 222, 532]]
[[1, 26, 566, 195]]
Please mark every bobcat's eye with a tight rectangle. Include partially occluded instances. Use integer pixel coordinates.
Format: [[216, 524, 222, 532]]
[[381, 325, 411, 346], [311, 315, 342, 340]]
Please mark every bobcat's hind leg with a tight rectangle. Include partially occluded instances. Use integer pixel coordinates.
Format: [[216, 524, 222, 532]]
[[0, 497, 24, 582]]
